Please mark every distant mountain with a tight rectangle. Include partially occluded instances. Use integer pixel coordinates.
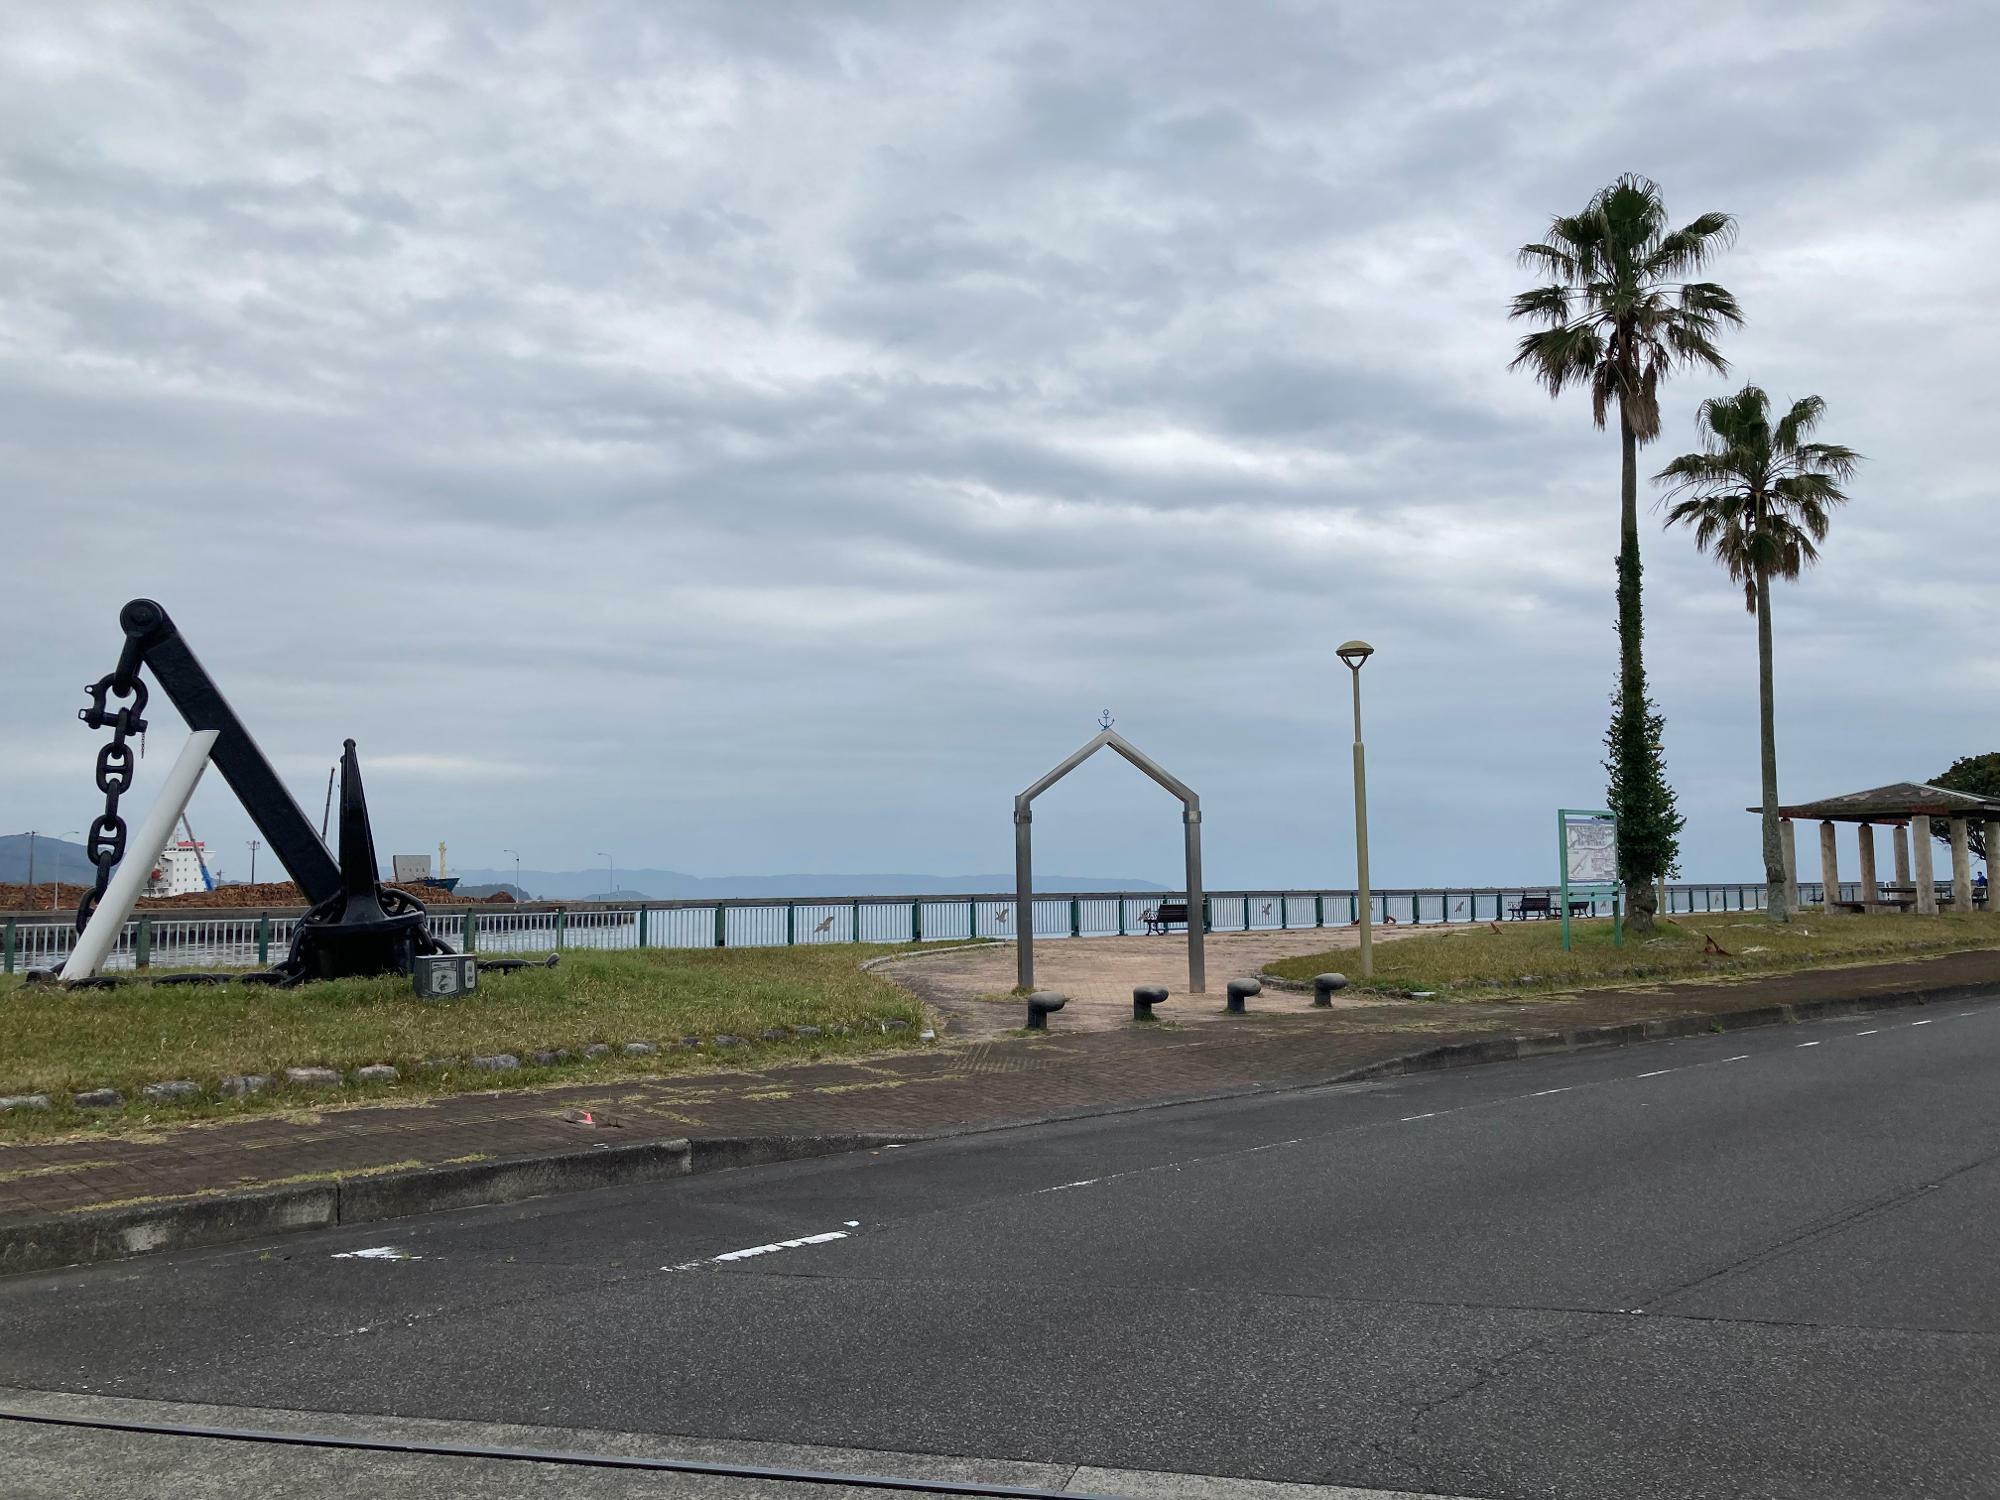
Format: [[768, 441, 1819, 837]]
[[0, 833, 95, 885], [451, 868, 1171, 901]]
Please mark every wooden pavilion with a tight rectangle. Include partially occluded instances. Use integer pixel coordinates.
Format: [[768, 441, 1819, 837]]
[[1751, 782, 2000, 914]]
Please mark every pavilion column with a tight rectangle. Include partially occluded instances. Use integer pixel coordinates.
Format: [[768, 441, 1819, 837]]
[[1781, 819, 1799, 914], [1951, 817, 1973, 912], [1819, 820, 1840, 912], [1893, 824, 1911, 889], [1913, 815, 1937, 915], [1856, 823, 1879, 910]]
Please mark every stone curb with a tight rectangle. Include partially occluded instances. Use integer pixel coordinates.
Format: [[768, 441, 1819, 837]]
[[0, 1132, 909, 1277]]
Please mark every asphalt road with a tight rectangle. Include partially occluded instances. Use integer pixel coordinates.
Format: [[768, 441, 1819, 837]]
[[6, 996, 2000, 1499]]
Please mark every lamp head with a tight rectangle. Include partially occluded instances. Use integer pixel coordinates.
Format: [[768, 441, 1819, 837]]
[[1336, 639, 1375, 671]]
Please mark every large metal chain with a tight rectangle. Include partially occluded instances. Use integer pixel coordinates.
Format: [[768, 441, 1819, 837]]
[[74, 670, 150, 933]]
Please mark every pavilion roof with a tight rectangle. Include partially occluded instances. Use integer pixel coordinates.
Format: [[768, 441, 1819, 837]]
[[1750, 782, 2000, 823]]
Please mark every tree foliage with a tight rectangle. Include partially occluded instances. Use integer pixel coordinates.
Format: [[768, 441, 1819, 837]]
[[1931, 753, 2000, 861]]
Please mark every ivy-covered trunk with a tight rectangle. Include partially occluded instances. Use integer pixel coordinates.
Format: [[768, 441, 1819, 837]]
[[1606, 403, 1680, 934]]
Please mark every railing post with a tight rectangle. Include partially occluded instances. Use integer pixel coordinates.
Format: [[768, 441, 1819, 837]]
[[1349, 892, 1358, 923], [851, 900, 862, 943], [1280, 894, 1289, 930], [1315, 893, 1324, 928], [257, 912, 271, 966], [638, 905, 649, 947], [912, 899, 923, 943], [136, 916, 152, 970], [461, 910, 476, 954], [968, 899, 978, 940], [1117, 897, 1127, 936], [714, 904, 727, 948], [3, 918, 13, 974], [1241, 894, 1250, 929], [786, 903, 795, 946], [1203, 895, 1213, 932], [1069, 897, 1082, 938], [555, 907, 566, 949]]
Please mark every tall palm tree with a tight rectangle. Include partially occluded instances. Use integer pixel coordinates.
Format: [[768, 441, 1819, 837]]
[[1657, 386, 1861, 920], [1510, 174, 1743, 932]]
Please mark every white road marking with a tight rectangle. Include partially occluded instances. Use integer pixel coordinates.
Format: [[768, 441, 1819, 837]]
[[1856, 1029, 1879, 1036], [1911, 1019, 1934, 1026], [332, 1246, 420, 1261], [1722, 1055, 1748, 1063], [664, 1230, 849, 1271], [1637, 1070, 1672, 1078], [1046, 1178, 1101, 1192], [1531, 1088, 1571, 1097], [1400, 1113, 1437, 1121], [1797, 1041, 1821, 1048]]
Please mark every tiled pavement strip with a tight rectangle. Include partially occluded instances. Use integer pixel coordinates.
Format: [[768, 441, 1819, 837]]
[[2, 929, 1997, 1229]]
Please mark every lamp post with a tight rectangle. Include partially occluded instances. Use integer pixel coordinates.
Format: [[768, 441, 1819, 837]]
[[246, 839, 261, 884], [503, 848, 521, 895], [1337, 639, 1376, 979], [597, 851, 614, 901], [52, 830, 79, 910]]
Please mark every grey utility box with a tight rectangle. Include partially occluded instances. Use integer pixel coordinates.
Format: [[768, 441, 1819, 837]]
[[413, 953, 477, 1001]]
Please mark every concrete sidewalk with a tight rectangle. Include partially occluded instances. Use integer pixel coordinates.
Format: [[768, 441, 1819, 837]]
[[3, 946, 1997, 1266]]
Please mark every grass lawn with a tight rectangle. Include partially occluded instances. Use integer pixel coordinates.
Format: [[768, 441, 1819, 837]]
[[1265, 909, 2000, 999], [0, 944, 939, 1139]]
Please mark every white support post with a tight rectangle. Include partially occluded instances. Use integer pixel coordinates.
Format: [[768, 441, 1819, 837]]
[[1781, 819, 1799, 914], [1951, 817, 1973, 913], [1893, 824, 1912, 890], [61, 731, 221, 982], [1913, 815, 1937, 915], [1857, 824, 1878, 911], [1819, 820, 1840, 912]]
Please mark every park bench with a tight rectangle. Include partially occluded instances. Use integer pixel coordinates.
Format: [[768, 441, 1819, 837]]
[[1509, 894, 1556, 920], [1143, 901, 1190, 934]]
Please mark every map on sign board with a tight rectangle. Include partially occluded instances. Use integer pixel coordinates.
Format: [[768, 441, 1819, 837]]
[[1563, 815, 1617, 885]]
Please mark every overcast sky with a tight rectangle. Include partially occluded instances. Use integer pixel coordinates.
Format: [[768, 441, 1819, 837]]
[[2, 1, 1994, 891]]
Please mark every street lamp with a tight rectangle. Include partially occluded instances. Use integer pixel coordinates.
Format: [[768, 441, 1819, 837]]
[[597, 851, 614, 901], [502, 848, 521, 895], [52, 830, 79, 910], [1337, 639, 1376, 979], [246, 839, 261, 884]]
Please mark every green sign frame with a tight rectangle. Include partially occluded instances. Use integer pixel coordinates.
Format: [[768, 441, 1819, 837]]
[[1557, 808, 1621, 951]]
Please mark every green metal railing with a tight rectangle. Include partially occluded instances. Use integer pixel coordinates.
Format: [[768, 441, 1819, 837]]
[[0, 881, 1825, 975]]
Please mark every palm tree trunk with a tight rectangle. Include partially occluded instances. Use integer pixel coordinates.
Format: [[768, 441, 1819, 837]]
[[1756, 565, 1786, 919], [1617, 407, 1658, 935]]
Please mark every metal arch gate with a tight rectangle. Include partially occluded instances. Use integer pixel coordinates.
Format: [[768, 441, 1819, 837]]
[[1012, 728, 1205, 993]]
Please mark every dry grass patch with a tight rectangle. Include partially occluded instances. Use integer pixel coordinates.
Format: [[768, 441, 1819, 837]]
[[0, 944, 935, 1138], [1265, 909, 2000, 999]]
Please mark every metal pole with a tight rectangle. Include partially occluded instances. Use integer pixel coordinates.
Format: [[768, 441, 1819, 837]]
[[1183, 804, 1206, 993], [1014, 804, 1034, 990], [1350, 664, 1373, 980], [25, 831, 35, 889]]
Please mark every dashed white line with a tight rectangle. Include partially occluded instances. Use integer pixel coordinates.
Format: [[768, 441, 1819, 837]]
[[1856, 1029, 1879, 1037], [1637, 1070, 1672, 1078], [664, 1229, 851, 1271], [1911, 1020, 1934, 1026], [1797, 1041, 1821, 1048], [332, 1246, 419, 1261], [1400, 1113, 1437, 1122], [1046, 1178, 1100, 1192], [1531, 1087, 1571, 1097], [1722, 1055, 1748, 1063]]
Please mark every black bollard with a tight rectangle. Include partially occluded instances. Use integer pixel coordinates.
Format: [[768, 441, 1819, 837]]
[[1026, 991, 1067, 1031], [1313, 972, 1348, 1007], [1132, 984, 1169, 1021], [1225, 977, 1261, 1014]]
